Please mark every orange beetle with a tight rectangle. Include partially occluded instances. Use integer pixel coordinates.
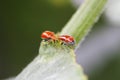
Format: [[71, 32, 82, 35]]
[[41, 31, 56, 41], [58, 35, 75, 45]]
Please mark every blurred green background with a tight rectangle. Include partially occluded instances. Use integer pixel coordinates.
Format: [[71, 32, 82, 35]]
[[0, 0, 75, 79], [1, 0, 120, 80]]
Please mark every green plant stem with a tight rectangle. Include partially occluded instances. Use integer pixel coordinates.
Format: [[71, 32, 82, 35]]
[[14, 0, 107, 80], [61, 0, 107, 44]]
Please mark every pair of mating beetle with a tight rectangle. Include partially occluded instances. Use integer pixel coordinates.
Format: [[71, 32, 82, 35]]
[[41, 31, 75, 46]]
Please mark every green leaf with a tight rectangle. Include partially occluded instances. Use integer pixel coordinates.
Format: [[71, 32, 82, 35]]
[[15, 42, 87, 80]]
